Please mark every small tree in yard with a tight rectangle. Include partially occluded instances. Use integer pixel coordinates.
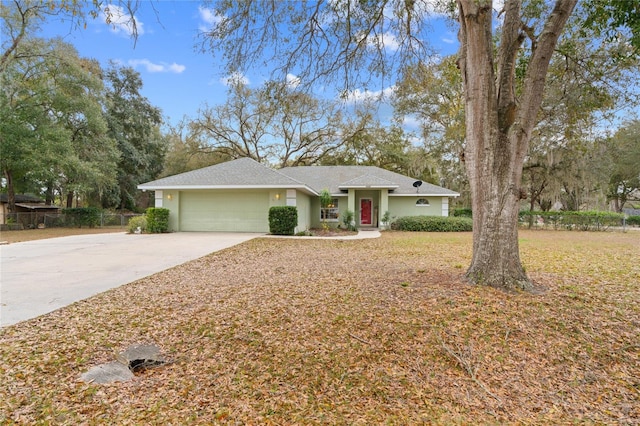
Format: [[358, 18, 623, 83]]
[[319, 189, 332, 231], [341, 209, 356, 231]]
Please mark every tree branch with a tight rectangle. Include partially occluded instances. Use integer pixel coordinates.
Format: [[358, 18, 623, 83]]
[[496, 0, 523, 132], [516, 0, 578, 145]]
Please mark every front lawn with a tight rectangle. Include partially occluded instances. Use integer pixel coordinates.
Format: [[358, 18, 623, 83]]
[[1, 230, 638, 424]]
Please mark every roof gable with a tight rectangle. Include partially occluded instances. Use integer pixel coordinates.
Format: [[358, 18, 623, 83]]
[[139, 157, 309, 190], [279, 165, 458, 196], [338, 174, 398, 189]]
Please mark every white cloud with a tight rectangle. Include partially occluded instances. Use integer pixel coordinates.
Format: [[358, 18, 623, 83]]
[[493, 0, 506, 14], [167, 63, 186, 73], [128, 59, 186, 74], [198, 6, 224, 32], [340, 85, 397, 104], [101, 4, 144, 37], [402, 115, 422, 129], [286, 73, 301, 89], [220, 71, 250, 86], [368, 32, 401, 52]]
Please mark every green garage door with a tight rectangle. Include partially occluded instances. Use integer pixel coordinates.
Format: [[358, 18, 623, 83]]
[[179, 190, 270, 232]]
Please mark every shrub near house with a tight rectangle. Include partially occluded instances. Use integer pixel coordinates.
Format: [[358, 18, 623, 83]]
[[391, 216, 473, 232], [63, 207, 101, 228], [127, 215, 147, 234], [269, 206, 298, 235], [146, 208, 170, 233]]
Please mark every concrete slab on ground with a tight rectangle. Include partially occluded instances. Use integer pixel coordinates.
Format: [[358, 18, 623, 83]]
[[0, 232, 261, 327]]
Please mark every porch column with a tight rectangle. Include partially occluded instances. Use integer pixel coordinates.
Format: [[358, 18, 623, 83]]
[[442, 197, 449, 217], [380, 190, 389, 228], [348, 189, 355, 216]]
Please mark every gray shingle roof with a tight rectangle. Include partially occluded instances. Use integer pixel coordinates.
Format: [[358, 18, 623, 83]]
[[139, 158, 459, 197], [338, 174, 398, 189], [139, 157, 309, 190], [0, 194, 43, 203], [278, 165, 459, 196]]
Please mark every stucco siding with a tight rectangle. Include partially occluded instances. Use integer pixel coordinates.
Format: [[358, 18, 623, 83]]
[[161, 191, 180, 231], [309, 195, 347, 228], [179, 190, 270, 232], [295, 192, 312, 232], [309, 198, 320, 228], [388, 196, 444, 218]]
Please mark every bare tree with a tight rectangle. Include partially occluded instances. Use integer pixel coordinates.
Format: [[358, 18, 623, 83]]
[[195, 81, 351, 167], [196, 82, 274, 163], [265, 82, 345, 167]]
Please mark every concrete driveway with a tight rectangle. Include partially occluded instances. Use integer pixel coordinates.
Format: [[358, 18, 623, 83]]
[[0, 232, 261, 327]]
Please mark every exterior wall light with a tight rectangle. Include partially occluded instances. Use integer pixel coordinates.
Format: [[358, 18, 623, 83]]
[[275, 193, 281, 200], [167, 193, 173, 201]]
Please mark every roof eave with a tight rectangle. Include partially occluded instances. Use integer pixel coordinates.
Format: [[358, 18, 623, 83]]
[[137, 184, 319, 196], [337, 185, 399, 190], [389, 193, 460, 197]]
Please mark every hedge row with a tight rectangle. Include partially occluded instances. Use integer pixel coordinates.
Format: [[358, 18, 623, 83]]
[[62, 207, 101, 228], [519, 210, 625, 231], [451, 208, 473, 218], [390, 216, 473, 232], [627, 215, 640, 226]]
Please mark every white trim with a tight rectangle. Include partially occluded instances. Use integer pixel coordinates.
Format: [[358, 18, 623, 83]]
[[139, 184, 309, 189], [389, 193, 460, 197], [338, 184, 367, 188], [139, 186, 458, 198], [138, 184, 317, 195], [339, 185, 399, 189], [320, 197, 340, 222]]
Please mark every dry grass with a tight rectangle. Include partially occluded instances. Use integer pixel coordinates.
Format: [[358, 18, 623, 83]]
[[0, 227, 125, 244], [1, 230, 638, 424]]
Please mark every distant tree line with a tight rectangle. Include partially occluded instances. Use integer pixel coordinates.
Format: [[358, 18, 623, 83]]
[[2, 0, 638, 222]]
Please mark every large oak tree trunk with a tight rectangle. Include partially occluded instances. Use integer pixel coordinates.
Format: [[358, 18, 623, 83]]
[[457, 0, 576, 290]]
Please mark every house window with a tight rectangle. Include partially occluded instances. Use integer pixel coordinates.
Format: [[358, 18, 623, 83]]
[[321, 198, 339, 221], [416, 198, 430, 206]]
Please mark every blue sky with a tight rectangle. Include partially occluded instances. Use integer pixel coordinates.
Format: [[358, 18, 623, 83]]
[[40, 2, 230, 126], [37, 1, 460, 128]]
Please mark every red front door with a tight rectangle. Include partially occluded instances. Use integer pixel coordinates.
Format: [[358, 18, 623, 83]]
[[360, 199, 372, 225]]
